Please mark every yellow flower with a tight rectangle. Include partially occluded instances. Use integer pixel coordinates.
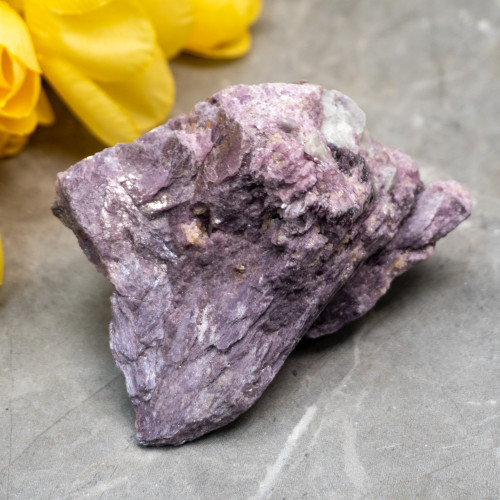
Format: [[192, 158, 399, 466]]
[[142, 0, 194, 59], [185, 0, 261, 58], [4, 0, 261, 148], [23, 0, 175, 145], [0, 0, 53, 157]]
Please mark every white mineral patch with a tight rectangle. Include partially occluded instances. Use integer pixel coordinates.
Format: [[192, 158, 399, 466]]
[[303, 130, 331, 164], [321, 89, 366, 153]]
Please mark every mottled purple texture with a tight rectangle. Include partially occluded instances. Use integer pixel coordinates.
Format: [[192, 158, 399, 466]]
[[53, 83, 471, 445]]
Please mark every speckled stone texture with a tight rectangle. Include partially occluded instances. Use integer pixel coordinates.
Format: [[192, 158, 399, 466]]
[[53, 83, 471, 445]]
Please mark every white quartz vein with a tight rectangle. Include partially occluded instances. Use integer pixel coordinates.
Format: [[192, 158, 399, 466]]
[[251, 405, 318, 500], [341, 416, 369, 492]]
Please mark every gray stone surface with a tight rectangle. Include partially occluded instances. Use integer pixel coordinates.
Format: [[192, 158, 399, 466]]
[[0, 0, 499, 497]]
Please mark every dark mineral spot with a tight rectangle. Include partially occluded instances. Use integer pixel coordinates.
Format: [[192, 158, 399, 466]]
[[53, 83, 471, 445]]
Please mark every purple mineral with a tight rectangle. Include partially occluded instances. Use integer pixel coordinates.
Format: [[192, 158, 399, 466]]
[[53, 83, 471, 445]]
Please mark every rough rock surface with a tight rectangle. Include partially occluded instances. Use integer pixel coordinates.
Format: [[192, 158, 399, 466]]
[[53, 83, 471, 445]]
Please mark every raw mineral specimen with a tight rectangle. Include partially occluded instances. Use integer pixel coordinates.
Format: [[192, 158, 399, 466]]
[[53, 83, 471, 445]]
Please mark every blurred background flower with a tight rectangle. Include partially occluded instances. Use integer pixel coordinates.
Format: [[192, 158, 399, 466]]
[[24, 0, 176, 146], [0, 0, 53, 157], [185, 0, 261, 58], [0, 0, 261, 154]]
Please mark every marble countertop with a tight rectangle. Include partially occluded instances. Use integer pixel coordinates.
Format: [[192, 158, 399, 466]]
[[1, 1, 499, 498]]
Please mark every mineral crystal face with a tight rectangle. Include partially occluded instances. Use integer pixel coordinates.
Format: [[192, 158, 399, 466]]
[[53, 83, 471, 445]]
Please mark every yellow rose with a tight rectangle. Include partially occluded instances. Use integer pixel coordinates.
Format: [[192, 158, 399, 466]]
[[23, 0, 176, 146], [185, 0, 261, 58], [0, 0, 53, 157]]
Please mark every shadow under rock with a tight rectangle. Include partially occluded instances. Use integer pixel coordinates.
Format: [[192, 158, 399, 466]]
[[295, 261, 432, 355]]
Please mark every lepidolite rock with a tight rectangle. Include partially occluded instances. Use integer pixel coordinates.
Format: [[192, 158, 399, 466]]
[[53, 83, 471, 445]]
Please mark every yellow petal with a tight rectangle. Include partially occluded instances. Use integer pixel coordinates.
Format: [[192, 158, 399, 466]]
[[142, 0, 194, 59], [40, 49, 173, 145], [0, 1, 40, 72], [40, 55, 139, 144], [246, 0, 261, 24], [0, 234, 3, 284], [0, 106, 37, 134], [5, 1, 25, 14], [0, 66, 40, 118], [0, 47, 17, 99], [185, 0, 260, 57], [24, 0, 155, 82], [42, 0, 112, 15], [36, 86, 55, 125], [185, 30, 250, 59], [0, 129, 28, 157], [99, 46, 174, 133]]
